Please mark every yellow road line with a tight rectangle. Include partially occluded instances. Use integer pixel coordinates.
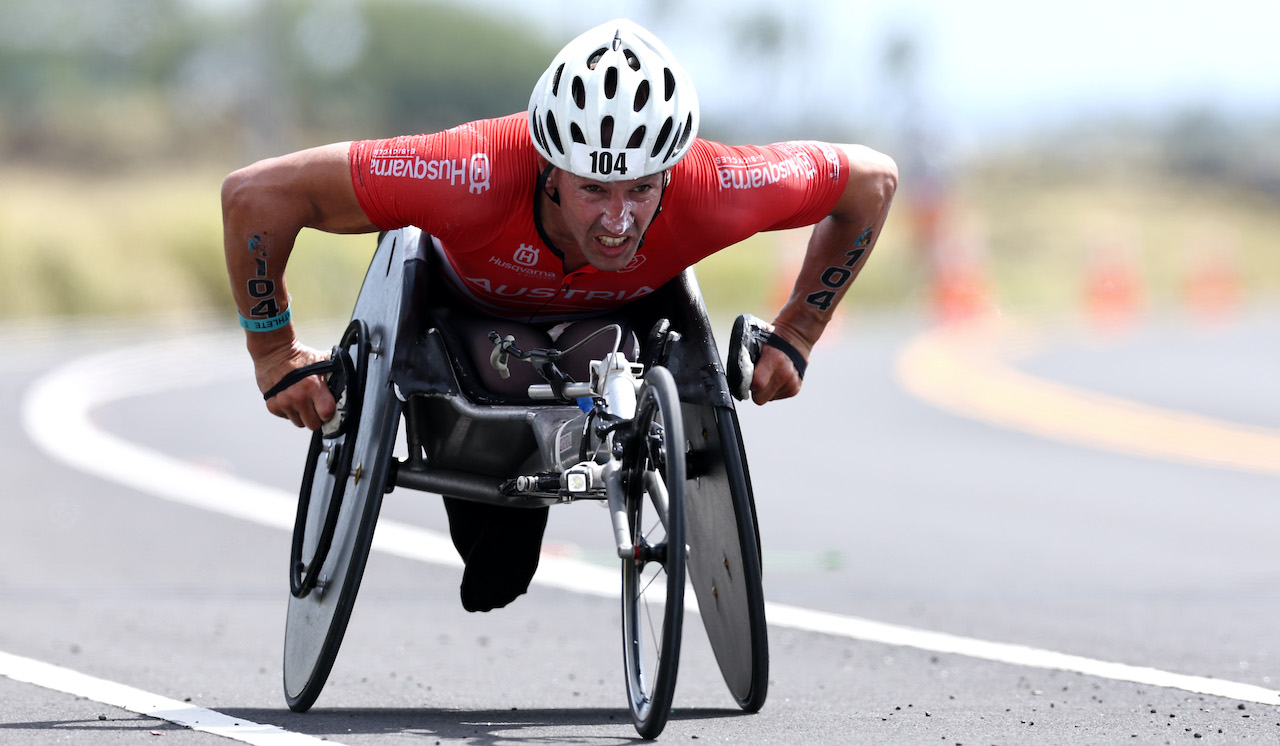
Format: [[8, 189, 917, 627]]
[[895, 321, 1280, 477]]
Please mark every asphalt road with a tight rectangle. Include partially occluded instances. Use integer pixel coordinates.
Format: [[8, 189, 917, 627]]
[[1, 311, 1278, 744]]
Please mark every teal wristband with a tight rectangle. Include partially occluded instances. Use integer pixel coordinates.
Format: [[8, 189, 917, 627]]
[[239, 306, 292, 332]]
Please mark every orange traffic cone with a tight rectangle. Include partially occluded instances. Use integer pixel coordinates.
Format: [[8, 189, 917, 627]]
[[930, 213, 991, 325], [1084, 237, 1144, 331], [1183, 238, 1242, 323]]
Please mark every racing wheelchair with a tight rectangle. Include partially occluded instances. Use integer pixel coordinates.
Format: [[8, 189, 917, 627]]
[[280, 227, 768, 739]]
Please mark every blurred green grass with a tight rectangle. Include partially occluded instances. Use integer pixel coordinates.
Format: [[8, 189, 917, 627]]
[[1, 162, 1275, 326]]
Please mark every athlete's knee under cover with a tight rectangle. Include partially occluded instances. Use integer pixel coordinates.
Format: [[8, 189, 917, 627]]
[[444, 498, 549, 612]]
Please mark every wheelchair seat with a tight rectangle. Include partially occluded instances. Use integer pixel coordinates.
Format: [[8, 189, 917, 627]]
[[383, 239, 586, 481]]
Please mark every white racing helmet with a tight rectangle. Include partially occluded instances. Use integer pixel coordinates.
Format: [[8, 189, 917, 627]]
[[528, 18, 699, 181]]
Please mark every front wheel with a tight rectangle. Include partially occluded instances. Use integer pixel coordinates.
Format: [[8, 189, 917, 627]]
[[621, 366, 687, 739]]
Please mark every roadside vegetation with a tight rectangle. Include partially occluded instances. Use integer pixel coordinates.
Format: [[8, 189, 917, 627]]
[[2, 0, 1276, 326], [2, 160, 1276, 326]]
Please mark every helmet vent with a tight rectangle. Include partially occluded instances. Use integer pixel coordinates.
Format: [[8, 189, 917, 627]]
[[633, 80, 650, 112], [676, 113, 694, 150], [626, 125, 646, 149], [664, 123, 680, 161], [551, 63, 565, 97], [546, 111, 565, 155], [531, 110, 548, 151], [663, 68, 676, 101], [570, 122, 586, 145], [623, 48, 641, 71], [651, 117, 673, 159], [600, 117, 615, 147], [604, 66, 618, 99], [572, 77, 586, 109], [587, 47, 607, 70]]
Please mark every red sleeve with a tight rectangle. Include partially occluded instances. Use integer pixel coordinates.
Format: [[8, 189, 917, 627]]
[[349, 135, 426, 231], [652, 139, 850, 262], [348, 114, 536, 238]]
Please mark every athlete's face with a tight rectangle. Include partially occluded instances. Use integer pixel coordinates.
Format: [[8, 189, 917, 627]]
[[545, 170, 665, 272]]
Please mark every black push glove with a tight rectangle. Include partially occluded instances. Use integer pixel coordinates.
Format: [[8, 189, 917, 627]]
[[262, 346, 354, 438], [725, 313, 807, 402]]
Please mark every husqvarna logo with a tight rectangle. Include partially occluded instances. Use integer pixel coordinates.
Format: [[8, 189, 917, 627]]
[[368, 149, 492, 194], [469, 153, 491, 194], [513, 244, 539, 266]]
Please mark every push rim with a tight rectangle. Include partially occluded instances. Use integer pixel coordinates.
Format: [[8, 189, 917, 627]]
[[289, 320, 369, 598]]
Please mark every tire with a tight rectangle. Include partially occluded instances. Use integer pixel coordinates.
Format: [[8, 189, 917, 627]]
[[620, 366, 687, 739]]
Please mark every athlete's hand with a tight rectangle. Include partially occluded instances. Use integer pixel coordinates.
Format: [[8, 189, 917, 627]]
[[749, 333, 808, 405], [254, 342, 337, 430]]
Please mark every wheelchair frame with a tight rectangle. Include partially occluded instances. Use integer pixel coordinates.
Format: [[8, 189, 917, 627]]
[[281, 227, 768, 738]]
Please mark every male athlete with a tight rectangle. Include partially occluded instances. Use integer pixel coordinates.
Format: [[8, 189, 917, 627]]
[[222, 19, 897, 611]]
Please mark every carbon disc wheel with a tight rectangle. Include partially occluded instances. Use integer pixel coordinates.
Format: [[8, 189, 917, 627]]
[[282, 230, 405, 712]]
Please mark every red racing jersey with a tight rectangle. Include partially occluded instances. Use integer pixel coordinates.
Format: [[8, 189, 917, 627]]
[[349, 113, 849, 321]]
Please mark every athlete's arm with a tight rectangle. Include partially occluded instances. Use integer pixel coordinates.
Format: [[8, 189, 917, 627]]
[[750, 144, 898, 404], [221, 142, 378, 429]]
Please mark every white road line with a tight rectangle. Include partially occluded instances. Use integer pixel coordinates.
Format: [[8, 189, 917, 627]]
[[13, 332, 1280, 744], [764, 606, 1280, 705], [0, 651, 335, 745]]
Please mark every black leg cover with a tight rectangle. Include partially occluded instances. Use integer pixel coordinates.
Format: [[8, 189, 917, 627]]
[[443, 498, 549, 612]]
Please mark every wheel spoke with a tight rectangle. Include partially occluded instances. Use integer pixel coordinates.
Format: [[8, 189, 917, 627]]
[[637, 560, 664, 595], [643, 471, 670, 533], [641, 586, 664, 665]]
